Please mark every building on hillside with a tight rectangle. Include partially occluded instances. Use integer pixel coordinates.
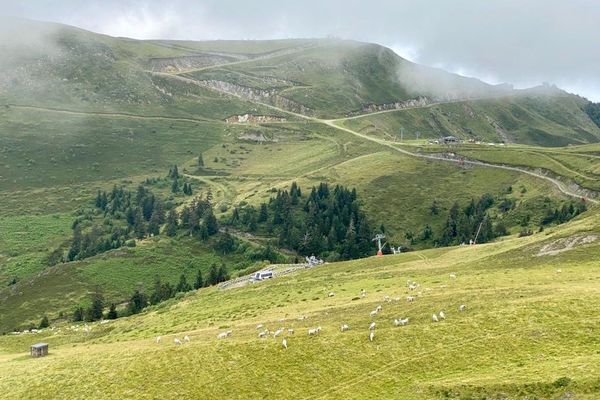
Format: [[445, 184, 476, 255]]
[[442, 136, 459, 144], [31, 343, 48, 358]]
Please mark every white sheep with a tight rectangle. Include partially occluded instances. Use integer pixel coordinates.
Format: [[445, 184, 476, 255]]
[[287, 328, 295, 334], [393, 297, 401, 302], [174, 338, 182, 345], [226, 330, 232, 337], [376, 305, 383, 312], [258, 331, 267, 338], [439, 311, 446, 320], [273, 329, 284, 338], [298, 315, 307, 321], [369, 331, 375, 342], [407, 296, 416, 302], [217, 332, 228, 339], [369, 322, 376, 330], [459, 304, 466, 312], [282, 338, 288, 349], [432, 313, 439, 322], [328, 292, 335, 297], [383, 295, 390, 302], [156, 336, 161, 344], [184, 335, 190, 342], [308, 326, 321, 335], [556, 269, 562, 273], [340, 324, 350, 332], [449, 273, 457, 279], [394, 318, 409, 326], [256, 324, 264, 330], [360, 289, 367, 297], [370, 310, 378, 318], [409, 284, 418, 290]]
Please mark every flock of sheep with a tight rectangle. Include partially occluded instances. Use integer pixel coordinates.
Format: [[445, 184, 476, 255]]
[[157, 273, 466, 350]]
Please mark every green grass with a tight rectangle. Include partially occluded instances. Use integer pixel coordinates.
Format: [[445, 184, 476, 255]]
[[339, 94, 600, 147], [0, 236, 259, 332], [0, 211, 598, 398], [0, 213, 72, 285]]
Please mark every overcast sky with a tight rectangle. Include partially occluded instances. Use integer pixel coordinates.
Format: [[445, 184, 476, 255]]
[[2, 0, 599, 101]]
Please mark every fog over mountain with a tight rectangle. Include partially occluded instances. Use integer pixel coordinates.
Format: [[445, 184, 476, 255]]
[[1, 0, 599, 101]]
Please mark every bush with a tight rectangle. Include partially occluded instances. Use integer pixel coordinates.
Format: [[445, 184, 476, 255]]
[[126, 239, 136, 247], [553, 376, 571, 388]]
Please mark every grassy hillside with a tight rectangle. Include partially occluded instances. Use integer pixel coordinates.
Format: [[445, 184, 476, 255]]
[[1, 19, 600, 392], [0, 210, 598, 399], [339, 93, 600, 146]]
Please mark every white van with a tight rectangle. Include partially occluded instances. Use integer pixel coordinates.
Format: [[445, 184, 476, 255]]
[[252, 270, 274, 281]]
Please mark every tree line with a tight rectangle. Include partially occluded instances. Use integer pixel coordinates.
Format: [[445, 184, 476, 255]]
[[227, 182, 376, 260], [70, 263, 229, 322]]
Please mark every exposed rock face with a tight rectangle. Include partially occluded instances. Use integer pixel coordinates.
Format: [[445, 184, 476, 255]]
[[355, 97, 431, 115], [199, 80, 313, 115], [148, 53, 247, 73], [225, 114, 287, 123]]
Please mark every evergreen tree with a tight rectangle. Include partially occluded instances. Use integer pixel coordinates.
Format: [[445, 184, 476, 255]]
[[198, 154, 204, 167], [128, 290, 148, 314], [106, 303, 118, 320], [165, 209, 179, 237], [88, 288, 105, 321], [134, 209, 146, 239], [208, 263, 219, 286], [73, 307, 84, 322], [194, 269, 204, 290], [215, 231, 235, 254], [204, 209, 219, 235], [171, 178, 180, 194], [38, 315, 49, 329], [176, 274, 191, 293], [258, 203, 269, 223], [168, 165, 179, 179]]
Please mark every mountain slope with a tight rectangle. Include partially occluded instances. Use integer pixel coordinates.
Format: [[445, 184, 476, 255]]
[[0, 210, 598, 399]]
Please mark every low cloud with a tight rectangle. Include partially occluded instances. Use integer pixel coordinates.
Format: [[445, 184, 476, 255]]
[[2, 0, 599, 101]]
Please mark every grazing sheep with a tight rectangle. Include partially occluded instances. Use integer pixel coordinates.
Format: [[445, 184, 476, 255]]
[[360, 289, 367, 296], [226, 330, 233, 337], [369, 331, 375, 342], [308, 326, 321, 336], [369, 322, 376, 330], [376, 305, 382, 312], [340, 324, 350, 332], [394, 318, 409, 327], [278, 318, 286, 323], [556, 269, 562, 273], [287, 328, 295, 334], [328, 292, 335, 297], [174, 338, 182, 345], [449, 273, 457, 279], [406, 296, 416, 302], [258, 331, 268, 338], [383, 295, 390, 302], [273, 329, 284, 338], [370, 310, 378, 318], [184, 335, 190, 342], [459, 304, 466, 312], [432, 314, 439, 322], [282, 338, 288, 349], [217, 332, 229, 339], [409, 284, 418, 290], [156, 336, 161, 344], [298, 315, 307, 321], [439, 311, 446, 320], [256, 324, 264, 330]]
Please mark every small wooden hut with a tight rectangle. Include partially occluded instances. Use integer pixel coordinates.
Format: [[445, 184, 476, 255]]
[[30, 343, 48, 358]]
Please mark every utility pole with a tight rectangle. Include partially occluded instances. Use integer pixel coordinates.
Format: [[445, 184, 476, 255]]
[[400, 127, 404, 142], [416, 131, 420, 141], [372, 234, 386, 256]]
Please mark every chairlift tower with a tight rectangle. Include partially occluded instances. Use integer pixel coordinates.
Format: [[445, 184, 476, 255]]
[[373, 234, 386, 256]]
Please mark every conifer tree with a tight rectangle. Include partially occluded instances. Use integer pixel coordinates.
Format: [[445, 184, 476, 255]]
[[194, 268, 204, 289]]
